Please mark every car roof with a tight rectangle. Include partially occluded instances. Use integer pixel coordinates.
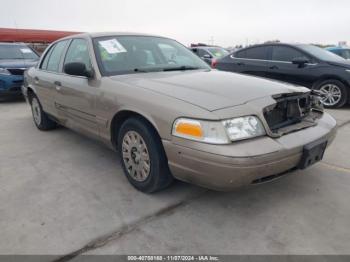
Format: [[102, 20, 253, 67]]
[[58, 32, 168, 41]]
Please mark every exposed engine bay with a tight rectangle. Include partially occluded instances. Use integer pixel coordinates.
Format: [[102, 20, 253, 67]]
[[264, 90, 324, 136]]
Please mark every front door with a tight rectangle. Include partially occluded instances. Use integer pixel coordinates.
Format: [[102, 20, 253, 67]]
[[267, 46, 318, 87], [54, 38, 100, 139]]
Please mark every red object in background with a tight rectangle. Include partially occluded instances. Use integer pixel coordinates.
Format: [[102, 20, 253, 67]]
[[0, 28, 81, 43], [211, 59, 217, 68]]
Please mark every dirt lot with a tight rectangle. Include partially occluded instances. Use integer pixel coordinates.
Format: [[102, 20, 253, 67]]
[[1, 100, 350, 259]]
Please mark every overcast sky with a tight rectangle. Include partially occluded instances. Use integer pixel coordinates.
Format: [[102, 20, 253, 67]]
[[1, 0, 349, 47]]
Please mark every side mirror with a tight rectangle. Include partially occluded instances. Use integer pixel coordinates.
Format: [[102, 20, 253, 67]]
[[202, 54, 212, 59], [64, 62, 93, 78], [292, 57, 309, 67]]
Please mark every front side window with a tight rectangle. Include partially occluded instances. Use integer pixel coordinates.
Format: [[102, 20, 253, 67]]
[[244, 46, 269, 60], [93, 36, 209, 76], [272, 46, 307, 62], [46, 40, 69, 72], [64, 39, 92, 73]]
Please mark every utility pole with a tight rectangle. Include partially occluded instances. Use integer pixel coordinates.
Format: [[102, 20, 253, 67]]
[[208, 36, 214, 46]]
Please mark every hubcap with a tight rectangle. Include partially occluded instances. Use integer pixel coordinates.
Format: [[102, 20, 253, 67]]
[[122, 131, 151, 182], [31, 98, 41, 126], [319, 84, 342, 106]]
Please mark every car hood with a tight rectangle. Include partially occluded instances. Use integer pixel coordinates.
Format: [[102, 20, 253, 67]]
[[0, 59, 38, 69], [326, 60, 350, 69], [110, 70, 309, 111]]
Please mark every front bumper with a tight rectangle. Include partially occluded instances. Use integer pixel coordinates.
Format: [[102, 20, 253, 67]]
[[0, 75, 24, 97], [163, 112, 337, 191]]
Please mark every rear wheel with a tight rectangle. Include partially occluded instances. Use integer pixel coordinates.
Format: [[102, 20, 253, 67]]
[[117, 117, 173, 193], [315, 79, 348, 108], [30, 95, 57, 130]]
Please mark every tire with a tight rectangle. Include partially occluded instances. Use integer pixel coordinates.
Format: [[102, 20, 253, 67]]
[[314, 79, 348, 108], [117, 117, 173, 193], [30, 95, 57, 130]]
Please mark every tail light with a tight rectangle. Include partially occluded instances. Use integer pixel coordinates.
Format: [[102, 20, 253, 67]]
[[211, 59, 217, 68]]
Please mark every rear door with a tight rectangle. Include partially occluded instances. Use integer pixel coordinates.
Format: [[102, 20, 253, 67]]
[[54, 38, 100, 139], [221, 46, 270, 77], [32, 40, 69, 117], [267, 45, 318, 87]]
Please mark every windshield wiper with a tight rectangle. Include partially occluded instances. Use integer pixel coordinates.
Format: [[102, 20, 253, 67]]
[[133, 68, 163, 73], [163, 66, 200, 72]]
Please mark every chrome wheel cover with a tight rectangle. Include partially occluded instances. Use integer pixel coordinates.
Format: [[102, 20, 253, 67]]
[[319, 84, 342, 106], [122, 131, 151, 182], [31, 98, 41, 126]]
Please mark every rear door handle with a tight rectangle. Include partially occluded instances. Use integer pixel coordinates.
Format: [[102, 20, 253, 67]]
[[237, 62, 245, 66], [269, 65, 279, 70]]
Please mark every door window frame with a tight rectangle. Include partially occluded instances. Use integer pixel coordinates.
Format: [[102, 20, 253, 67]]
[[62, 38, 94, 79], [231, 44, 318, 65]]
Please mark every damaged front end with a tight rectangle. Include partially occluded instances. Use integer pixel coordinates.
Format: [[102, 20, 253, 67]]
[[263, 90, 324, 136]]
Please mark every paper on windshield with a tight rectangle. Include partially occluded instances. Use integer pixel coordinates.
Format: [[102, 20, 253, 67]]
[[20, 48, 33, 54], [99, 39, 127, 54]]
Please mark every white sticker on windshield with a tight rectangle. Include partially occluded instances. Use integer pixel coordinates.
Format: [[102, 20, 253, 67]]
[[20, 48, 33, 54], [99, 39, 127, 54]]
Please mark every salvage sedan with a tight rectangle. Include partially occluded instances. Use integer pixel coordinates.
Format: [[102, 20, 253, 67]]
[[22, 33, 337, 193]]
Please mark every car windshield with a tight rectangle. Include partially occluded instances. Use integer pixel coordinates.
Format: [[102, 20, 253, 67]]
[[341, 49, 350, 59], [0, 44, 39, 60], [207, 47, 229, 58], [93, 36, 210, 76], [298, 44, 346, 62]]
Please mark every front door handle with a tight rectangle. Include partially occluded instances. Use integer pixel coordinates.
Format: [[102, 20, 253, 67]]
[[54, 81, 62, 91], [237, 62, 245, 66], [269, 65, 279, 70]]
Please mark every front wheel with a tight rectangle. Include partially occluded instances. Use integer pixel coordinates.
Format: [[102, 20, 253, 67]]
[[117, 117, 173, 193], [30, 95, 57, 130], [315, 79, 348, 108]]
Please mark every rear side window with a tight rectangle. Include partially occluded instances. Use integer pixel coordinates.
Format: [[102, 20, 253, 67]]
[[272, 46, 307, 62], [40, 46, 54, 70], [64, 39, 92, 73], [46, 40, 69, 72], [244, 46, 269, 60]]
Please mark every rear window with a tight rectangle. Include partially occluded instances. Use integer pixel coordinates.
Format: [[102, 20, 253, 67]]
[[207, 47, 229, 58], [235, 46, 269, 60], [0, 44, 38, 60]]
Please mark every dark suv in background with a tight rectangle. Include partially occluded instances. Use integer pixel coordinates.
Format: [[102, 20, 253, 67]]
[[0, 43, 39, 99], [215, 43, 350, 108]]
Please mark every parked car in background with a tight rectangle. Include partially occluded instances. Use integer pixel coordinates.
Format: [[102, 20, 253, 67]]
[[23, 33, 336, 193], [215, 43, 350, 108], [190, 45, 229, 66], [0, 43, 39, 99], [326, 46, 350, 60]]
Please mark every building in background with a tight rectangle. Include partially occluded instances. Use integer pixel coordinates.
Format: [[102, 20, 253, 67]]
[[0, 28, 80, 54]]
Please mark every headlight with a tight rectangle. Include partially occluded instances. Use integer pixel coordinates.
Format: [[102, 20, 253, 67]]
[[172, 116, 266, 144], [0, 68, 11, 75], [172, 118, 230, 144], [223, 116, 266, 141]]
